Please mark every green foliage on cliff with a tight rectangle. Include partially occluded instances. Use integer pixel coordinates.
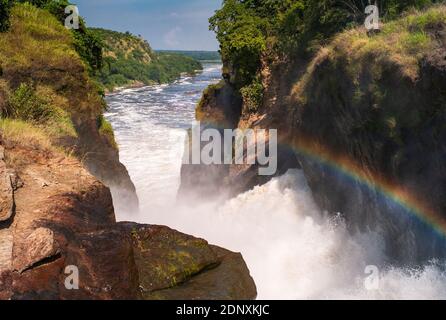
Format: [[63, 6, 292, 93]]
[[91, 28, 203, 91], [0, 3, 108, 148], [210, 0, 442, 92], [240, 78, 263, 112], [0, 0, 103, 73], [293, 5, 446, 149], [7, 83, 54, 122]]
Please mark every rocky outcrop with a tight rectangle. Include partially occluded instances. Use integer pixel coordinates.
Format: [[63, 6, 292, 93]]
[[0, 146, 14, 222], [0, 138, 256, 300], [73, 117, 139, 214], [183, 7, 446, 265], [290, 20, 446, 264], [179, 76, 301, 200], [0, 4, 139, 215]]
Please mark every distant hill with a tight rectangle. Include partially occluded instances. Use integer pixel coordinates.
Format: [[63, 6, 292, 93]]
[[90, 28, 203, 91], [156, 50, 221, 61]]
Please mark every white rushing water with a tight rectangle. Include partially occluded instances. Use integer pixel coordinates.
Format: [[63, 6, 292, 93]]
[[105, 62, 446, 300]]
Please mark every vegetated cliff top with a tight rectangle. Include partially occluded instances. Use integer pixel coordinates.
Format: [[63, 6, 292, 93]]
[[0, 3, 112, 150], [0, 3, 257, 299], [0, 2, 138, 209], [90, 28, 203, 91], [297, 4, 446, 91], [91, 28, 156, 64]]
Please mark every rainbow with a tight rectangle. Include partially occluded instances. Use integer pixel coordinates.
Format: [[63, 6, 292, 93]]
[[289, 136, 446, 239], [191, 119, 446, 238]]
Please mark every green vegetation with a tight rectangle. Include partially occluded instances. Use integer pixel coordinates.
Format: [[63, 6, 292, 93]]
[[156, 50, 221, 61], [292, 5, 446, 149], [91, 28, 203, 91], [0, 0, 104, 73], [7, 83, 55, 123], [0, 0, 13, 32], [209, 0, 443, 105], [0, 3, 107, 151], [327, 5, 446, 80], [240, 78, 263, 113], [97, 114, 116, 148]]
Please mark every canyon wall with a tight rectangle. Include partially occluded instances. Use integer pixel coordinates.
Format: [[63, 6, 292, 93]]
[[183, 6, 446, 264], [0, 139, 256, 299], [0, 3, 256, 299]]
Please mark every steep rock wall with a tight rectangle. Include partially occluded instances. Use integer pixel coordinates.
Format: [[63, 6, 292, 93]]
[[0, 137, 256, 300]]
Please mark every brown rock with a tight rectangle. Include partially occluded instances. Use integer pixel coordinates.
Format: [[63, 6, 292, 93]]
[[0, 229, 13, 273], [0, 149, 14, 222], [13, 228, 59, 273], [145, 246, 257, 300], [0, 133, 256, 300]]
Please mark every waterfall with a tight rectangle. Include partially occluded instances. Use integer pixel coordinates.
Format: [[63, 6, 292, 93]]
[[105, 63, 446, 300]]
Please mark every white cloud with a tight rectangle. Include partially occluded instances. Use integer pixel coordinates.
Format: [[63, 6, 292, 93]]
[[163, 27, 182, 47]]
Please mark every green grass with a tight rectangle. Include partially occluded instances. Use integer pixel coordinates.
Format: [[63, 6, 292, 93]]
[[0, 118, 54, 151], [328, 5, 446, 80], [97, 115, 117, 149], [0, 3, 114, 153]]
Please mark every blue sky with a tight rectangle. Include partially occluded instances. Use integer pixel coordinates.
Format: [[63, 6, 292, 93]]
[[74, 0, 222, 50]]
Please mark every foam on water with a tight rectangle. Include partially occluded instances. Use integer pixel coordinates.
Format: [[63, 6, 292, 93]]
[[105, 62, 446, 300]]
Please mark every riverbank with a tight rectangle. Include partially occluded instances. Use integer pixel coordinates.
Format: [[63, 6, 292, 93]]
[[91, 28, 204, 92]]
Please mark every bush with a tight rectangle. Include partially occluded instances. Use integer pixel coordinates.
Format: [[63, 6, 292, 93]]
[[210, 0, 442, 91], [240, 79, 264, 113], [0, 0, 13, 32], [4, 82, 77, 139], [7, 83, 55, 123]]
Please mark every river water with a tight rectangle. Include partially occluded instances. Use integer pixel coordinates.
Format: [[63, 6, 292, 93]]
[[105, 62, 446, 300]]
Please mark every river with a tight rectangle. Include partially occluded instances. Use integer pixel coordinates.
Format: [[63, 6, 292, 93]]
[[105, 62, 446, 300]]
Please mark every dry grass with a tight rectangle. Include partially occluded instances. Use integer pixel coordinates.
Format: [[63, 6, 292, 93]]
[[0, 119, 54, 152], [0, 3, 104, 118], [292, 4, 446, 99], [331, 5, 446, 80], [0, 3, 114, 157]]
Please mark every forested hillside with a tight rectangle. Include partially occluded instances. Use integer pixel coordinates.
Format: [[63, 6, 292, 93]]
[[91, 28, 203, 91]]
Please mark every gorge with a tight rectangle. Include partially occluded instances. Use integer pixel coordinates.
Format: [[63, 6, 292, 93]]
[[2, 0, 446, 301]]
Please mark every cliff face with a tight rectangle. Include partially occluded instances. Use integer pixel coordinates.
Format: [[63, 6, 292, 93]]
[[291, 11, 446, 263], [0, 138, 256, 299], [0, 4, 138, 213], [185, 6, 446, 264], [0, 4, 257, 299]]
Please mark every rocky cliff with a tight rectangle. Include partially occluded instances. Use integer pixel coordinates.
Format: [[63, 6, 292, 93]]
[[183, 5, 446, 265], [0, 138, 256, 299], [0, 3, 256, 299]]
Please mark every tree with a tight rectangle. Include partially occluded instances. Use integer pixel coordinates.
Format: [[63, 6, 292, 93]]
[[0, 0, 14, 32]]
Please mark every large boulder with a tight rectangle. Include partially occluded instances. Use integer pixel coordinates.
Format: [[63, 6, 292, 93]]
[[0, 141, 256, 300]]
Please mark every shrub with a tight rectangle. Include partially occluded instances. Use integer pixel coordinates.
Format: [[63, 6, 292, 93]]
[[7, 83, 54, 123], [0, 0, 13, 32], [240, 79, 264, 113], [210, 0, 442, 92], [5, 83, 75, 134]]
